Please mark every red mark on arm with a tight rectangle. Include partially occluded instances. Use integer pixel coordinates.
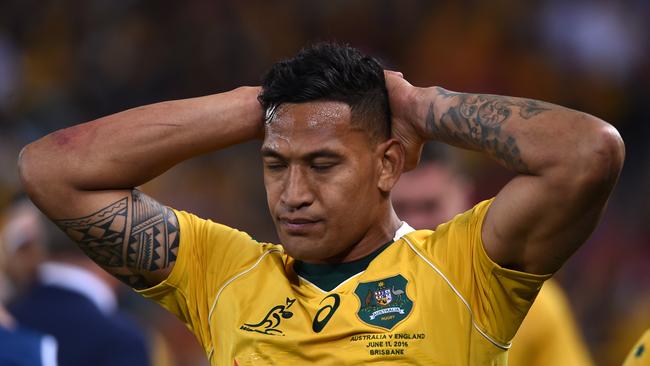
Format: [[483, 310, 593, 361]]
[[51, 127, 78, 146], [50, 125, 97, 149]]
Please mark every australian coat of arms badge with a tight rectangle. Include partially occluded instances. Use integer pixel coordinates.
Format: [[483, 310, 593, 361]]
[[354, 274, 413, 330]]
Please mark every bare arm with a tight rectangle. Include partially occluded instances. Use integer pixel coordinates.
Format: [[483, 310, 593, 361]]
[[19, 86, 263, 288], [388, 72, 625, 274]]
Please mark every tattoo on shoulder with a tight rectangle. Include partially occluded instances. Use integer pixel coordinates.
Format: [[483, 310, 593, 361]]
[[429, 88, 550, 171], [55, 190, 180, 289]]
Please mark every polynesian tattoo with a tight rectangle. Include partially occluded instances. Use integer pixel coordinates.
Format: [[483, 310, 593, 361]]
[[427, 87, 550, 171], [55, 190, 179, 289]]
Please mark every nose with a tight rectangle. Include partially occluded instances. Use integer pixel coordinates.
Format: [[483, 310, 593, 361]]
[[281, 166, 314, 210]]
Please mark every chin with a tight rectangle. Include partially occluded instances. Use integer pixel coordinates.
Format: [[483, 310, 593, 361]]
[[280, 236, 328, 262]]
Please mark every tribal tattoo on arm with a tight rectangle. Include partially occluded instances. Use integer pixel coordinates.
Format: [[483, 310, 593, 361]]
[[426, 88, 550, 172], [55, 190, 180, 289]]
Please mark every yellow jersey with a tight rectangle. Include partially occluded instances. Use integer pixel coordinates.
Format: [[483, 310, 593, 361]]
[[138, 199, 550, 365], [624, 329, 650, 366]]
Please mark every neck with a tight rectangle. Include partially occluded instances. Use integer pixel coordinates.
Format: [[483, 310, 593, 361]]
[[324, 206, 401, 263]]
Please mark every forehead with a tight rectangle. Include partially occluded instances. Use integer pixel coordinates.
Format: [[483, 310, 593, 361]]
[[262, 101, 368, 154]]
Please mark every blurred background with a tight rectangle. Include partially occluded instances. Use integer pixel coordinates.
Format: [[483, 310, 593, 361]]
[[0, 0, 648, 365]]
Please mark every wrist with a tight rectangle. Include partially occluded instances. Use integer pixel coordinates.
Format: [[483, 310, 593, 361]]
[[411, 86, 445, 141], [228, 86, 265, 140]]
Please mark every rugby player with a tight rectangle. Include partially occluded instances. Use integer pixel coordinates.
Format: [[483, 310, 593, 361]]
[[18, 43, 624, 364]]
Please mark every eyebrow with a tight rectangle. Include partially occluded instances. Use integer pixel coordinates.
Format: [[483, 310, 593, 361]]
[[261, 147, 284, 159], [260, 147, 343, 161]]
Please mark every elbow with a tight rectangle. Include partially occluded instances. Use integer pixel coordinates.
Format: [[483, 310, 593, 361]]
[[18, 143, 42, 200], [18, 141, 64, 204], [574, 120, 625, 191], [590, 123, 625, 183], [18, 132, 89, 216]]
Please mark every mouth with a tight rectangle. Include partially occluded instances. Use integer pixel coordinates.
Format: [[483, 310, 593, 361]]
[[278, 217, 323, 235]]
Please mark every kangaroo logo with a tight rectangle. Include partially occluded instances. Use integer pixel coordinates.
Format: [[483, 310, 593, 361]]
[[240, 297, 296, 336]]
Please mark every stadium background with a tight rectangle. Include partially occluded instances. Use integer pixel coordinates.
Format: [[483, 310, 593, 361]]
[[0, 1, 648, 365]]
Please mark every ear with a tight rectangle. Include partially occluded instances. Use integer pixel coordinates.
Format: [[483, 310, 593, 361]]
[[376, 139, 405, 193]]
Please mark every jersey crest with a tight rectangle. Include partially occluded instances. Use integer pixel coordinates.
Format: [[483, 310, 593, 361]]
[[354, 274, 413, 330]]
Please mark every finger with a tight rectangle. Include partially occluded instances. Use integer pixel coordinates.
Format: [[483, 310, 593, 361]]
[[384, 70, 404, 78]]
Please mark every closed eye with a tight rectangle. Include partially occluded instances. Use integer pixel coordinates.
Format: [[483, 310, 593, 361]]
[[265, 164, 286, 171], [263, 159, 287, 171], [311, 163, 337, 172]]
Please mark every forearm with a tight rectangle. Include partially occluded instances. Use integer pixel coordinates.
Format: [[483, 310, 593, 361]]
[[20, 86, 262, 197], [386, 71, 623, 273], [415, 87, 623, 272], [415, 87, 619, 177]]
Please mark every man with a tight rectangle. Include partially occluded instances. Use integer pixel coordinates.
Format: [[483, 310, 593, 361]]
[[391, 144, 472, 232], [2, 197, 47, 298], [0, 207, 58, 366], [4, 198, 151, 366], [392, 145, 594, 365], [18, 43, 624, 364]]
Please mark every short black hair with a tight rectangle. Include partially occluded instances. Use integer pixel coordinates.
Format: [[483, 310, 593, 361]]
[[259, 42, 391, 142]]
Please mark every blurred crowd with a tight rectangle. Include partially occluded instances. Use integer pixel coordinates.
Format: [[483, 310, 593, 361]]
[[0, 1, 648, 365]]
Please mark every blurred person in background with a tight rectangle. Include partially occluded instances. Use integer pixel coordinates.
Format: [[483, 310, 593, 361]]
[[0, 203, 58, 366], [4, 197, 151, 366], [17, 43, 624, 365], [392, 143, 593, 366], [2, 197, 48, 298]]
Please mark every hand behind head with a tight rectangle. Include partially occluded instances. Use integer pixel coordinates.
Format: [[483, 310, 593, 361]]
[[384, 70, 426, 172]]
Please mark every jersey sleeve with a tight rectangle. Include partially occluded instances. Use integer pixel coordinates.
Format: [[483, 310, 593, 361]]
[[136, 209, 276, 352], [423, 199, 552, 346]]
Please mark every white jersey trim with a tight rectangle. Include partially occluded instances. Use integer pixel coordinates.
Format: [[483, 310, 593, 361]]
[[206, 248, 283, 361], [394, 221, 415, 241], [401, 235, 512, 350]]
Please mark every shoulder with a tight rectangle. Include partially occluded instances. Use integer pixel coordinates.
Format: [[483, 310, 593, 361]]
[[399, 199, 494, 256]]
